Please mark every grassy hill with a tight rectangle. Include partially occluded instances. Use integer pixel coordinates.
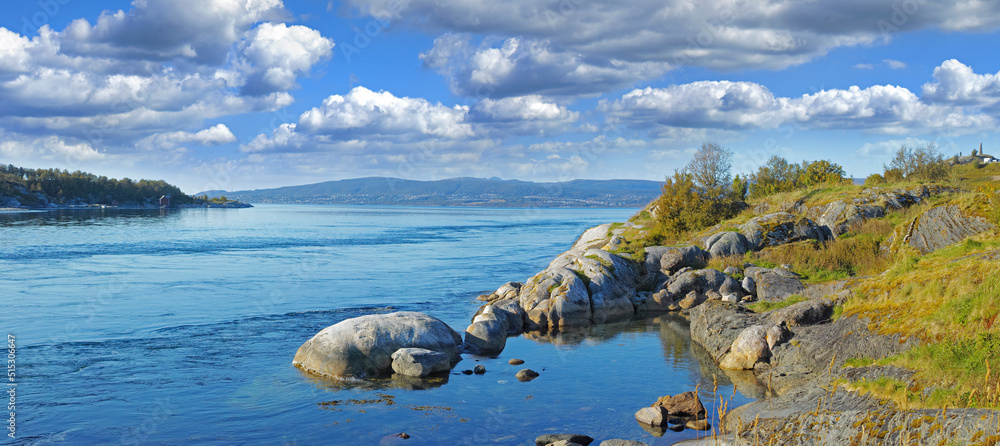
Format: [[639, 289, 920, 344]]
[[199, 177, 664, 207]]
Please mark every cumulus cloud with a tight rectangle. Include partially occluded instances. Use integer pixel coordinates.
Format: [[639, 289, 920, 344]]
[[0, 0, 332, 160], [855, 63, 874, 70], [603, 75, 997, 135], [296, 86, 473, 140], [60, 0, 286, 65], [352, 0, 1000, 99], [922, 59, 1000, 108], [137, 124, 237, 151], [238, 23, 334, 95], [421, 34, 670, 98]]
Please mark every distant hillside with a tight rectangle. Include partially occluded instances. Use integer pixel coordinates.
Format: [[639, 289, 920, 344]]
[[200, 177, 664, 207]]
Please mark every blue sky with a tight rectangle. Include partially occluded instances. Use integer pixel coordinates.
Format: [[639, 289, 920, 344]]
[[2, 0, 1000, 193]]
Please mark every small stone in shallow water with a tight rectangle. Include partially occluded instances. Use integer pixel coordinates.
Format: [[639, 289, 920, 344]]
[[473, 365, 486, 374], [535, 433, 594, 446], [397, 432, 411, 439], [516, 369, 540, 381], [685, 419, 711, 431], [509, 358, 525, 365], [461, 370, 474, 375]]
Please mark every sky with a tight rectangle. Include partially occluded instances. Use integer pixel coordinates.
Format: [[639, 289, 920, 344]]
[[2, 1, 1000, 194]]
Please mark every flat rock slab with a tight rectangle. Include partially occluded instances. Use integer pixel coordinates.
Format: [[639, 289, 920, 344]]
[[536, 434, 594, 446]]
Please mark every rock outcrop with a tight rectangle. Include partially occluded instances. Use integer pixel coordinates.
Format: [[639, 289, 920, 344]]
[[740, 213, 826, 250], [703, 231, 751, 258], [883, 204, 995, 254], [292, 311, 463, 378]]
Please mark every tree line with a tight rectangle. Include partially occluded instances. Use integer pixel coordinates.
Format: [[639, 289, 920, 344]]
[[0, 165, 192, 205]]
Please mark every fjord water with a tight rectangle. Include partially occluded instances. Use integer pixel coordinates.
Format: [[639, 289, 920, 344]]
[[1, 205, 754, 445]]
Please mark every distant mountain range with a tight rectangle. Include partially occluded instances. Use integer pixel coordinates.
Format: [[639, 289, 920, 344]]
[[199, 177, 664, 207]]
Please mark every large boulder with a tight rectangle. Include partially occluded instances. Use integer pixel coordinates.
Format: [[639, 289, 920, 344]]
[[576, 249, 637, 324], [883, 204, 995, 254], [744, 267, 805, 302], [519, 267, 593, 331], [293, 312, 463, 378], [766, 299, 834, 327], [816, 201, 885, 237], [740, 213, 826, 250], [390, 348, 451, 377], [719, 325, 772, 370], [665, 268, 743, 299], [659, 246, 709, 272], [704, 231, 751, 258], [465, 298, 527, 355]]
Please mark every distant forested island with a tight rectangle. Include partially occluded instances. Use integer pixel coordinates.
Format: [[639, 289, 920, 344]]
[[199, 177, 665, 207], [0, 165, 249, 209]]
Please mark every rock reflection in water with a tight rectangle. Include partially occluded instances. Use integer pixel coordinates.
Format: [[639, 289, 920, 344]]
[[520, 314, 768, 400], [300, 369, 451, 392]]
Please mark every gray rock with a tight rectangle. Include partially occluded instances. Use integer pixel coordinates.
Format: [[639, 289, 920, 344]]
[[516, 369, 540, 381], [884, 204, 995, 254], [292, 311, 462, 378], [705, 231, 751, 258], [599, 440, 648, 446], [535, 434, 593, 446], [723, 266, 742, 276], [722, 293, 739, 303], [572, 224, 613, 250], [519, 267, 593, 331], [576, 249, 637, 324], [390, 348, 451, 377], [634, 406, 670, 426], [464, 316, 507, 356], [473, 364, 486, 374], [689, 301, 760, 362], [643, 246, 673, 274], [766, 299, 834, 327], [740, 213, 825, 250], [741, 275, 756, 296], [720, 325, 771, 370], [660, 246, 709, 272], [744, 267, 805, 302]]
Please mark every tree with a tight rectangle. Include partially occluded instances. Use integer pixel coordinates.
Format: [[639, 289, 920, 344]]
[[748, 155, 801, 198], [686, 142, 733, 200], [799, 160, 847, 187], [884, 143, 949, 182]]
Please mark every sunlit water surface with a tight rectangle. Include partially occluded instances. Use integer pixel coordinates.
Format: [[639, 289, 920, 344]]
[[1, 205, 756, 445]]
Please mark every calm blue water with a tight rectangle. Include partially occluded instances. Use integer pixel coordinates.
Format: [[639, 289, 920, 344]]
[[1, 205, 755, 445]]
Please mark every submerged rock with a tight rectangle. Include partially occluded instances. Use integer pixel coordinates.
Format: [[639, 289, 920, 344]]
[[535, 434, 594, 446], [516, 369, 540, 381], [292, 311, 462, 378], [634, 406, 670, 427]]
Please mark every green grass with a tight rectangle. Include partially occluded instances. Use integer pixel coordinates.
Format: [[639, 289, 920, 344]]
[[746, 295, 808, 313]]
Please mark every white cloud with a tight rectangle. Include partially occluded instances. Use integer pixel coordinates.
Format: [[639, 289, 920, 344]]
[[297, 86, 473, 140], [884, 59, 907, 69], [857, 137, 935, 158], [922, 59, 1000, 107], [238, 23, 334, 95], [0, 0, 331, 161], [352, 0, 1000, 99], [137, 124, 237, 151], [421, 34, 671, 98], [603, 68, 999, 135], [855, 63, 874, 70]]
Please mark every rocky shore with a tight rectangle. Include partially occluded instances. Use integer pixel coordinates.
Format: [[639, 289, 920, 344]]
[[293, 184, 1000, 445]]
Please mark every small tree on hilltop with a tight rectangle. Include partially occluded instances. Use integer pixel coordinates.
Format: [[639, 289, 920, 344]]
[[687, 142, 733, 200], [799, 160, 847, 187]]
